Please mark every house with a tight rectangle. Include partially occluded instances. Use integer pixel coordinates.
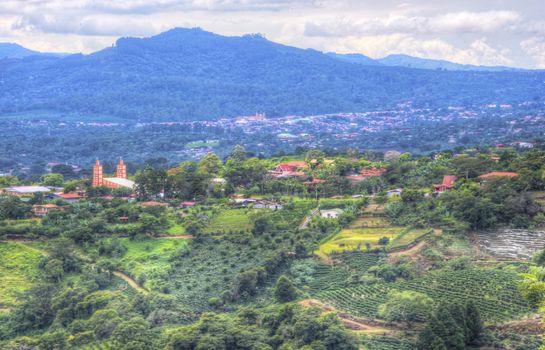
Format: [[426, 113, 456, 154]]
[[4, 186, 52, 197], [32, 204, 60, 217], [92, 159, 135, 190], [270, 161, 307, 178], [180, 201, 197, 208], [54, 192, 84, 203], [433, 175, 457, 193], [478, 172, 518, 181], [387, 188, 403, 197], [320, 209, 343, 219]]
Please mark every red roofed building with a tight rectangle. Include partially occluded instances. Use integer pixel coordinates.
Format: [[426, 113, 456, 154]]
[[180, 201, 196, 208], [478, 172, 519, 180], [360, 168, 386, 178], [54, 192, 84, 203], [433, 175, 457, 193], [270, 161, 307, 178]]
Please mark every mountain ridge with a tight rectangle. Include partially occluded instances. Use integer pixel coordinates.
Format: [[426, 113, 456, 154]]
[[0, 27, 543, 121]]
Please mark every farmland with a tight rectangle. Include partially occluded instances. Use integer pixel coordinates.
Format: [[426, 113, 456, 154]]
[[313, 267, 531, 323], [203, 209, 253, 234]]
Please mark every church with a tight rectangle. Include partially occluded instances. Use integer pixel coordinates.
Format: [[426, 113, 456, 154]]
[[92, 159, 135, 189]]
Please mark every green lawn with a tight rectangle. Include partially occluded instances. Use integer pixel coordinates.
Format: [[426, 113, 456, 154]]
[[0, 242, 44, 308], [116, 238, 188, 290], [204, 209, 253, 234], [317, 227, 405, 255]]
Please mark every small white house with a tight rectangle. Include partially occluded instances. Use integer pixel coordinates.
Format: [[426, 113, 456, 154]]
[[320, 209, 343, 219]]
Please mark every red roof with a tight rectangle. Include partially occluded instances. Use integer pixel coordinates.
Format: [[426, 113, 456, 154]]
[[140, 201, 168, 207], [478, 172, 519, 179], [55, 192, 83, 199], [180, 201, 196, 206]]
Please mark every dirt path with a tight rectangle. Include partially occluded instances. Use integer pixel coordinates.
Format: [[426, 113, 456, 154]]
[[299, 208, 319, 230], [112, 271, 149, 294], [299, 299, 401, 335], [487, 317, 543, 335]]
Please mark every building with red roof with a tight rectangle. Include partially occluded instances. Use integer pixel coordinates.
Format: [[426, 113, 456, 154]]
[[433, 175, 457, 193]]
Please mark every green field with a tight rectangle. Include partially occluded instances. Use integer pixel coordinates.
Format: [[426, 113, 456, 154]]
[[116, 238, 188, 290], [317, 227, 404, 255], [204, 209, 253, 234], [0, 242, 44, 308], [184, 140, 219, 149]]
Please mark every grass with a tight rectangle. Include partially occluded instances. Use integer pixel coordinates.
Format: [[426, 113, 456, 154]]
[[167, 224, 186, 235], [116, 238, 188, 290], [317, 227, 404, 255], [389, 229, 431, 250], [204, 209, 253, 234], [0, 241, 44, 308]]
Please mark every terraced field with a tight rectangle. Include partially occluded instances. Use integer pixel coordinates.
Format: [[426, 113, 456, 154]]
[[314, 267, 531, 323], [474, 229, 545, 260]]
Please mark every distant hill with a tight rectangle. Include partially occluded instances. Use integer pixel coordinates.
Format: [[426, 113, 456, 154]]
[[0, 43, 68, 59], [325, 52, 380, 66], [0, 28, 543, 121], [377, 54, 523, 72]]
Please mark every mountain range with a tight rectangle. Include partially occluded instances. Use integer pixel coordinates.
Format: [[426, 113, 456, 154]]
[[0, 28, 543, 121]]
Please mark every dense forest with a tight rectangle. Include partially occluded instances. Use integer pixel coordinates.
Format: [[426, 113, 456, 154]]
[[1, 28, 545, 121], [2, 146, 545, 349]]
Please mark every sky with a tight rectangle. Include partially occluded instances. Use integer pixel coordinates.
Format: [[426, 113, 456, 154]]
[[1, 0, 545, 68]]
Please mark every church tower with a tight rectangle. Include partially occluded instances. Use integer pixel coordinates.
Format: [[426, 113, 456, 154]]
[[116, 159, 127, 179], [92, 159, 103, 187]]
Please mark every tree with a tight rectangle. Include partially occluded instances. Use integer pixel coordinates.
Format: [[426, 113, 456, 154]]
[[378, 291, 433, 324], [42, 173, 64, 187], [198, 152, 222, 176], [229, 145, 247, 162], [465, 301, 482, 344], [111, 317, 153, 350], [274, 275, 298, 303], [417, 322, 447, 350], [519, 266, 545, 307], [432, 304, 465, 350]]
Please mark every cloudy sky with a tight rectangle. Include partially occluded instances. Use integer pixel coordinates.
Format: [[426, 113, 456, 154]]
[[1, 0, 545, 68]]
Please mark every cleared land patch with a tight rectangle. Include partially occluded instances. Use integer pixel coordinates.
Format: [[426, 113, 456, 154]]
[[116, 238, 188, 290], [0, 241, 43, 307]]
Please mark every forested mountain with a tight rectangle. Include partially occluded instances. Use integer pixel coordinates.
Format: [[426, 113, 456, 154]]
[[377, 54, 525, 72], [0, 43, 66, 59], [0, 27, 544, 121]]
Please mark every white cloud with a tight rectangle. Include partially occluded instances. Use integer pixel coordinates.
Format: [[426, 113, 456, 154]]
[[304, 11, 521, 37], [521, 37, 545, 68]]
